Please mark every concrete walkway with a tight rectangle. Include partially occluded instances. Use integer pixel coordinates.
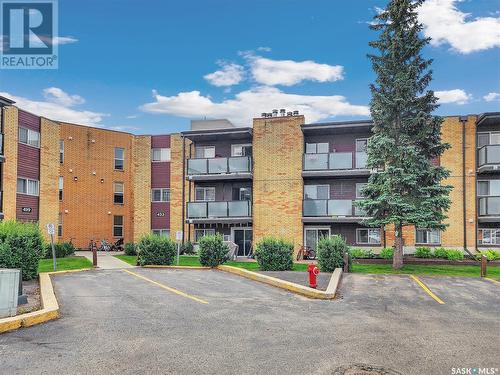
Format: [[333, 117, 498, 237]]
[[78, 251, 134, 269]]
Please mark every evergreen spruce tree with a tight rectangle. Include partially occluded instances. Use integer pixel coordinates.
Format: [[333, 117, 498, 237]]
[[359, 0, 452, 269]]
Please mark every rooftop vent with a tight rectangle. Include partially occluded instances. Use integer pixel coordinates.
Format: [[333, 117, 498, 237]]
[[261, 109, 299, 118]]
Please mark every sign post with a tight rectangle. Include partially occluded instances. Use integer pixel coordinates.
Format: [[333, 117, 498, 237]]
[[175, 231, 183, 266], [46, 223, 56, 271]]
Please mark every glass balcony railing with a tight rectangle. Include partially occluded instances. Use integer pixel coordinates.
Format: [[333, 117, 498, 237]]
[[478, 145, 500, 167], [187, 201, 252, 219], [303, 199, 367, 217], [0, 133, 3, 156], [478, 196, 500, 216], [187, 156, 252, 175], [303, 152, 368, 171]]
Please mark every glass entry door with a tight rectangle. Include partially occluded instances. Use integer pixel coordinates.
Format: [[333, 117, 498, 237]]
[[233, 228, 253, 256], [305, 228, 330, 251]]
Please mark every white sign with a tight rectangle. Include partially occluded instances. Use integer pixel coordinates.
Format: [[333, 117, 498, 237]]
[[46, 223, 55, 236], [175, 231, 183, 241]]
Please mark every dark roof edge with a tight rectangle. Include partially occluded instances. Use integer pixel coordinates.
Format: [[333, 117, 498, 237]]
[[0, 95, 16, 106], [181, 127, 253, 136], [477, 112, 500, 126]]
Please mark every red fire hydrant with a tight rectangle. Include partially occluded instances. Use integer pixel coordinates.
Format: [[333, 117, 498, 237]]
[[308, 263, 320, 289]]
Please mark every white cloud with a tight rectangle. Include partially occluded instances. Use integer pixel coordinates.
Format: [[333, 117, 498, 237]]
[[140, 86, 369, 126], [204, 62, 245, 87], [246, 55, 344, 86], [0, 89, 107, 125], [257, 46, 272, 52], [53, 36, 79, 45], [43, 87, 85, 106], [419, 0, 500, 54], [484, 92, 500, 102], [435, 89, 471, 104]]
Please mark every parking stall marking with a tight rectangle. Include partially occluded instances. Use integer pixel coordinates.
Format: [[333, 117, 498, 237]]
[[122, 269, 209, 305], [409, 275, 445, 305], [484, 277, 500, 286]]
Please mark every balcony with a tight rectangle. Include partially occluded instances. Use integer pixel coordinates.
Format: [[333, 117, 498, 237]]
[[302, 199, 369, 223], [186, 200, 252, 224], [187, 156, 252, 181], [478, 196, 500, 222], [302, 152, 370, 178], [478, 145, 500, 173]]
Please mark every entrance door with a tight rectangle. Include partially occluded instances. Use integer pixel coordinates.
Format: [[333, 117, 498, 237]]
[[304, 228, 331, 251], [233, 228, 253, 256]]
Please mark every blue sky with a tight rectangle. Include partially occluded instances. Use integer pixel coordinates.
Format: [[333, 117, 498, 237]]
[[0, 0, 499, 134]]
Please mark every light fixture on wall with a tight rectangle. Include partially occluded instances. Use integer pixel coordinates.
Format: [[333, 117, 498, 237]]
[[100, 178, 104, 183], [64, 209, 69, 214], [73, 176, 78, 181], [68, 136, 73, 140], [92, 171, 96, 175], [69, 168, 73, 173], [108, 211, 111, 215]]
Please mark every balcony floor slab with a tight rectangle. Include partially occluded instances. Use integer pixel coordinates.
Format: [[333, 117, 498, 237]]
[[187, 173, 252, 181]]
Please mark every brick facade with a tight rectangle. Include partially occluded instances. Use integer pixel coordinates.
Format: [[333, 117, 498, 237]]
[[252, 115, 305, 252], [131, 135, 152, 243], [2, 106, 18, 220]]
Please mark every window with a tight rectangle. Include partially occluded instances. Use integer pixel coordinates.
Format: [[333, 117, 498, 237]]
[[304, 227, 331, 251], [152, 229, 170, 237], [304, 185, 329, 200], [59, 176, 63, 201], [151, 188, 170, 202], [195, 187, 215, 201], [114, 182, 124, 204], [478, 228, 500, 245], [356, 139, 368, 152], [231, 144, 252, 157], [415, 228, 441, 245], [195, 228, 215, 242], [477, 180, 500, 196], [17, 178, 39, 196], [19, 127, 40, 148], [305, 143, 328, 154], [114, 148, 124, 170], [232, 187, 251, 201], [113, 215, 124, 237], [59, 140, 64, 163], [356, 228, 381, 244], [195, 146, 215, 158], [356, 183, 367, 198], [58, 213, 63, 237], [478, 132, 500, 148], [151, 148, 171, 162]]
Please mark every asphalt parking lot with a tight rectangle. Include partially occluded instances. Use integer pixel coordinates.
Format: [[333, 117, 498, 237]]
[[0, 268, 499, 375]]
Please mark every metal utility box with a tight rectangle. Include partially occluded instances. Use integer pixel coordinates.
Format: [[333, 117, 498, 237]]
[[0, 269, 20, 318]]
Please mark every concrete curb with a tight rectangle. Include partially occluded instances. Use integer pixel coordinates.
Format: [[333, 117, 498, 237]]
[[217, 265, 341, 300], [0, 268, 91, 334], [143, 265, 211, 270]]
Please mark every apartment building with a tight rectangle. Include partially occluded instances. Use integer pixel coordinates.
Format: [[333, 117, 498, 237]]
[[0, 94, 499, 254]]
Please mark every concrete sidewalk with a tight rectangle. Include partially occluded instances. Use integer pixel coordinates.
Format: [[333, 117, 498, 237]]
[[78, 251, 134, 269]]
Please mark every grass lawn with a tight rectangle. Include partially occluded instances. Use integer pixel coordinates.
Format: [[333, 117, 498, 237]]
[[352, 263, 500, 278], [38, 256, 93, 273], [114, 255, 308, 271]]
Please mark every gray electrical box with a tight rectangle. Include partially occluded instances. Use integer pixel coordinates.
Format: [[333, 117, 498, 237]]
[[0, 269, 20, 318]]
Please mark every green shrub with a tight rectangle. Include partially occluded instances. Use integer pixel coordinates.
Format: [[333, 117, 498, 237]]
[[433, 247, 448, 259], [414, 247, 432, 258], [349, 248, 374, 259], [0, 220, 45, 280], [44, 241, 75, 258], [476, 249, 500, 261], [317, 235, 348, 272], [198, 234, 228, 268], [124, 242, 136, 256], [181, 241, 196, 255], [379, 247, 394, 259], [136, 235, 176, 266], [445, 249, 464, 261], [254, 237, 293, 271]]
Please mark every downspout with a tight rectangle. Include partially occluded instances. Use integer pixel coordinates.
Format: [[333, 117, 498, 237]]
[[181, 135, 186, 244], [459, 116, 474, 257]]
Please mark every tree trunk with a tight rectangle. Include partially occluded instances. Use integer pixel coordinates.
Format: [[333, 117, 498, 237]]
[[393, 223, 404, 269]]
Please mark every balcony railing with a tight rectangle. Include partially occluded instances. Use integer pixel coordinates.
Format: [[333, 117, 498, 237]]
[[303, 199, 367, 217], [478, 145, 500, 167], [187, 201, 252, 219], [478, 196, 500, 216], [303, 152, 367, 171], [187, 156, 252, 175]]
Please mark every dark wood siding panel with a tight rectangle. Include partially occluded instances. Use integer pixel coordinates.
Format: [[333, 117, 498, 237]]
[[17, 143, 40, 180], [305, 132, 372, 153], [151, 202, 170, 229], [18, 110, 40, 131], [151, 135, 171, 148], [191, 137, 252, 158], [304, 178, 369, 200], [151, 162, 170, 188], [16, 194, 39, 221], [194, 181, 252, 201]]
